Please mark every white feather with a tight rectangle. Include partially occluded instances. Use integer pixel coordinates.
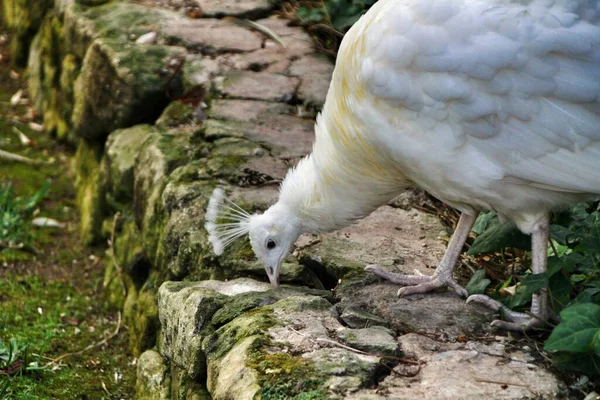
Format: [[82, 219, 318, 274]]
[[272, 0, 600, 236], [204, 188, 251, 255]]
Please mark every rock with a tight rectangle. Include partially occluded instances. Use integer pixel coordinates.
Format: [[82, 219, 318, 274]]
[[134, 131, 194, 266], [346, 333, 568, 399], [136, 350, 170, 400], [289, 54, 334, 108], [27, 13, 81, 145], [163, 18, 262, 53], [169, 363, 212, 400], [74, 139, 106, 245], [104, 125, 153, 202], [208, 99, 292, 122], [124, 285, 159, 357], [2, 0, 54, 65], [221, 71, 299, 102], [339, 306, 390, 329], [157, 279, 274, 379], [207, 336, 262, 400], [72, 39, 185, 141], [297, 205, 448, 281], [254, 17, 315, 57], [338, 326, 399, 356], [158, 282, 227, 378], [155, 101, 198, 129], [194, 0, 274, 19], [337, 283, 493, 339]]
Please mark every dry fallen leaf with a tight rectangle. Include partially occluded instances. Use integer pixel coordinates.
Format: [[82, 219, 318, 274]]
[[10, 89, 22, 106]]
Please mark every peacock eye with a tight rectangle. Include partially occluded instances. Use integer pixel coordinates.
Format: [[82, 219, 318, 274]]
[[266, 239, 277, 250]]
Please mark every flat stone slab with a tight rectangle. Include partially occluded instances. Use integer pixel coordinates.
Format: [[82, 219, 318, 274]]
[[163, 18, 262, 53], [222, 71, 299, 102], [194, 0, 274, 18], [347, 333, 568, 399], [297, 205, 447, 276], [289, 54, 334, 107]]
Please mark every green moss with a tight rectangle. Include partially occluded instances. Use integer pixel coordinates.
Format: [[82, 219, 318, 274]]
[[81, 2, 163, 42], [3, 0, 54, 65], [156, 100, 197, 128], [248, 352, 328, 400], [203, 311, 278, 361], [73, 138, 106, 245]]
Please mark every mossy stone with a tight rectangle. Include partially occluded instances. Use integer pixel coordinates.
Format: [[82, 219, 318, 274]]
[[73, 138, 106, 245], [103, 124, 154, 202], [2, 0, 54, 65], [136, 350, 170, 400]]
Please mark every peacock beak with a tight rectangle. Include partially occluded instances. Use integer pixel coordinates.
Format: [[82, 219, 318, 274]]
[[265, 264, 280, 287]]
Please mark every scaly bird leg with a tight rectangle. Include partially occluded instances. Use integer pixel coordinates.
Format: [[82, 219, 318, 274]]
[[467, 215, 553, 331], [365, 212, 478, 298]]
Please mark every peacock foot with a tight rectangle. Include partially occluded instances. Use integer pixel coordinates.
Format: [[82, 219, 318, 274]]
[[466, 294, 556, 331], [365, 265, 468, 297]]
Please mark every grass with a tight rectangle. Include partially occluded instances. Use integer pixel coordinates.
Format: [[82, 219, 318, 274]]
[[0, 29, 136, 397]]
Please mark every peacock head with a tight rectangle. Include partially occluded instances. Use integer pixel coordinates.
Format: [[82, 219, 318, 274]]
[[204, 188, 302, 287]]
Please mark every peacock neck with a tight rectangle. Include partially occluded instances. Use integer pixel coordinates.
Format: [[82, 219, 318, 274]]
[[278, 115, 409, 234]]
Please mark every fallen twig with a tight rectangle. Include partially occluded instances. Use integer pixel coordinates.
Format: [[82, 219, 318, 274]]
[[50, 312, 122, 363], [289, 326, 421, 365], [228, 18, 287, 47], [107, 212, 127, 297], [474, 377, 532, 389], [0, 149, 47, 166]]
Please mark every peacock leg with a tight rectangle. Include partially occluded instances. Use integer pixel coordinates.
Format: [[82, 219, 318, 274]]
[[366, 212, 478, 298], [467, 215, 554, 331]]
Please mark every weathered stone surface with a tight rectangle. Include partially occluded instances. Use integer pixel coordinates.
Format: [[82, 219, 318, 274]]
[[157, 279, 275, 380], [163, 18, 262, 53], [347, 333, 568, 399], [221, 71, 299, 102], [155, 101, 198, 129], [72, 39, 185, 140], [194, 0, 274, 18], [125, 285, 160, 357], [27, 12, 80, 144], [289, 54, 334, 108], [298, 205, 447, 279], [254, 17, 316, 57], [134, 131, 193, 266], [339, 306, 390, 329], [136, 350, 170, 400], [104, 125, 152, 202], [2, 0, 53, 65], [158, 283, 227, 378], [74, 139, 106, 245], [338, 283, 493, 339], [338, 327, 399, 356], [208, 336, 262, 400], [209, 99, 292, 122], [244, 114, 315, 158]]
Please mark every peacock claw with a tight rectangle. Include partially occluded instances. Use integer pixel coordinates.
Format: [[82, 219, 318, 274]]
[[365, 265, 468, 298], [466, 294, 552, 331]]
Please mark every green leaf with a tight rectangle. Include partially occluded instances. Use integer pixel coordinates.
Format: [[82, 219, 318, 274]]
[[465, 269, 491, 295], [551, 352, 600, 378], [467, 222, 531, 255], [472, 211, 497, 235], [550, 224, 573, 246], [545, 303, 600, 353]]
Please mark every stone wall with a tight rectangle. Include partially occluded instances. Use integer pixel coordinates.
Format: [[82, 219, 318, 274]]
[[19, 1, 568, 398]]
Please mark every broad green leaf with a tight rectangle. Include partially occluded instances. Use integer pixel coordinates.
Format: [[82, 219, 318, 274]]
[[550, 224, 573, 246], [545, 303, 600, 353], [465, 269, 491, 295], [551, 352, 600, 378], [472, 211, 497, 235], [467, 222, 531, 255]]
